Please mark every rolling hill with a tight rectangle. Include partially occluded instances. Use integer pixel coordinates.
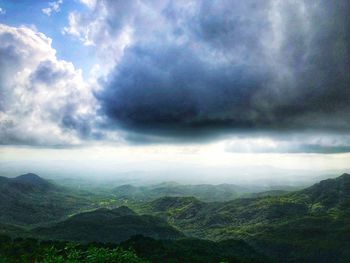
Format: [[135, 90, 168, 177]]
[[112, 182, 291, 202], [33, 206, 183, 243], [0, 173, 91, 226], [142, 173, 350, 227], [1, 172, 350, 262], [138, 173, 350, 262]]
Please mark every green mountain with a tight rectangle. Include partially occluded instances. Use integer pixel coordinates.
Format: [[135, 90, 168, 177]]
[[139, 173, 350, 262], [0, 173, 91, 226], [142, 173, 350, 229], [298, 172, 350, 214], [0, 173, 52, 192], [33, 206, 183, 243], [1, 173, 350, 262]]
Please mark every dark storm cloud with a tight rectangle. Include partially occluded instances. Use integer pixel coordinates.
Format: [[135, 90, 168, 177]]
[[272, 0, 350, 119], [293, 145, 350, 154], [2, 0, 349, 150], [190, 1, 270, 54], [94, 0, 350, 139], [96, 43, 271, 137]]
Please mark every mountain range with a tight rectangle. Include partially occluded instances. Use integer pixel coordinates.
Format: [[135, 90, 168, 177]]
[[0, 173, 349, 262]]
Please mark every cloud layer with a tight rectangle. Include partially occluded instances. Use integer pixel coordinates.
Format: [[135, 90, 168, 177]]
[[66, 0, 350, 139], [1, 0, 349, 153], [224, 133, 350, 154]]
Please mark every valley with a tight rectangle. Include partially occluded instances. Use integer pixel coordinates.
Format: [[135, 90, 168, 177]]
[[0, 172, 349, 262]]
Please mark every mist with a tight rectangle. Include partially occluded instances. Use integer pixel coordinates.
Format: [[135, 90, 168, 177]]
[[1, 145, 349, 188]]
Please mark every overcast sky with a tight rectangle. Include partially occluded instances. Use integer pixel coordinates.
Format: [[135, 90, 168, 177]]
[[0, 0, 349, 180]]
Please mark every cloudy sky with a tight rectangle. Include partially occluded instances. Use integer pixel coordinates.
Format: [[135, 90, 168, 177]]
[[0, 0, 349, 181]]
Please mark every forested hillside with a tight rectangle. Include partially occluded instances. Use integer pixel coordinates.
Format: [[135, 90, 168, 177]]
[[0, 173, 349, 262]]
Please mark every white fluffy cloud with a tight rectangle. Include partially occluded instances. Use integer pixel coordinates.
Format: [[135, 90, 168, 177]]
[[0, 24, 96, 146], [79, 0, 97, 9], [42, 0, 63, 16], [63, 1, 139, 74]]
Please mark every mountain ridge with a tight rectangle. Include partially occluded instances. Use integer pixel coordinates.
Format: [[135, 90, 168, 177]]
[[0, 173, 53, 191], [1, 172, 350, 262], [33, 206, 184, 243], [0, 173, 91, 226]]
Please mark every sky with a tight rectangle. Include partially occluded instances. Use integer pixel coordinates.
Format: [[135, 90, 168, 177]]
[[0, 0, 349, 183]]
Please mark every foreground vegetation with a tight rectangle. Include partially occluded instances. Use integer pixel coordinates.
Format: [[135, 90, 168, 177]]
[[0, 235, 267, 263], [0, 235, 146, 263]]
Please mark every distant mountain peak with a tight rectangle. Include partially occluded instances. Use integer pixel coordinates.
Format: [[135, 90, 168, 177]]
[[34, 205, 183, 243], [340, 173, 350, 178], [13, 173, 51, 188], [16, 173, 41, 180]]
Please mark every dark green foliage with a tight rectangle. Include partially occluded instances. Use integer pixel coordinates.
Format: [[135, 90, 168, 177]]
[[0, 235, 267, 263], [0, 235, 147, 263], [33, 206, 183, 243], [248, 216, 350, 263], [120, 235, 269, 263], [39, 245, 147, 263]]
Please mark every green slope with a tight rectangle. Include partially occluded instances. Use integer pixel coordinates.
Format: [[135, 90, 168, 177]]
[[138, 173, 350, 262], [33, 206, 184, 243], [0, 173, 92, 227]]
